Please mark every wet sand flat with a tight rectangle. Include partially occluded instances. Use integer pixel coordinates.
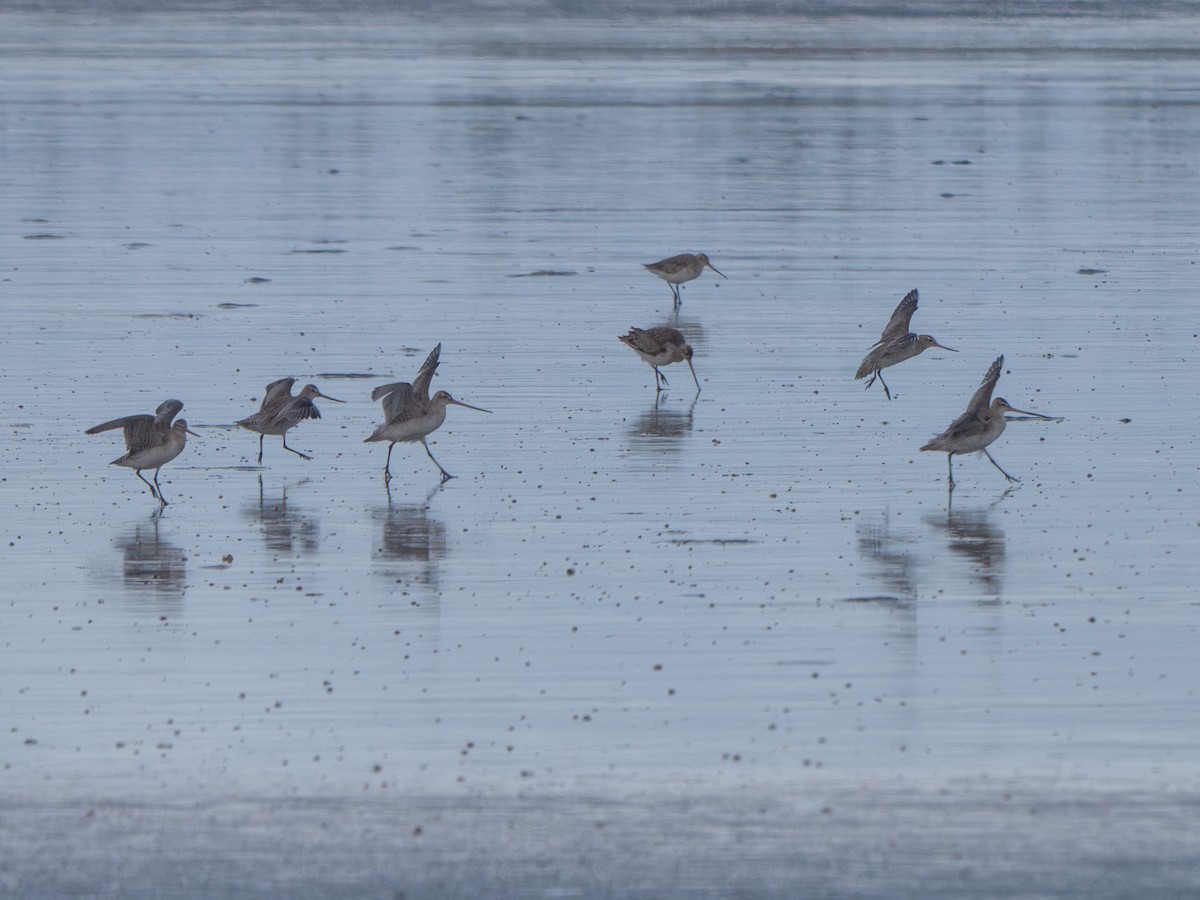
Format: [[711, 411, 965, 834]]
[[2, 5, 1200, 896]]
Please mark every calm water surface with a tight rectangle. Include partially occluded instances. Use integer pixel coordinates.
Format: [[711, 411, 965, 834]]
[[2, 6, 1199, 897]]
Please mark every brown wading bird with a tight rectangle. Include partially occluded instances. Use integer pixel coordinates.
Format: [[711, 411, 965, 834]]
[[365, 344, 491, 484], [85, 398, 198, 506], [921, 355, 1054, 491], [855, 289, 956, 400], [236, 379, 343, 463], [643, 252, 725, 306], [619, 326, 700, 393]]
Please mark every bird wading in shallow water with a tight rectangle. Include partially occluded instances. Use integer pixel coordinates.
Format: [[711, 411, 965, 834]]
[[921, 355, 1054, 491], [237, 380, 343, 463], [643, 253, 725, 306], [619, 326, 700, 394], [855, 289, 956, 400], [86, 399, 198, 506], [365, 344, 491, 484]]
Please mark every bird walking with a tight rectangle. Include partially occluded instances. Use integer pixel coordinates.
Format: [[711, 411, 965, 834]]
[[855, 289, 956, 400], [86, 399, 198, 506], [921, 355, 1053, 491], [364, 344, 491, 484], [237, 379, 343, 463], [619, 326, 700, 393], [643, 253, 725, 306]]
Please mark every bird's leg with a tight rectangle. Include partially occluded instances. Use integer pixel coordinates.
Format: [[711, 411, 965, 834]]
[[671, 284, 681, 306], [257, 434, 265, 464], [135, 469, 159, 500], [152, 468, 169, 506], [654, 367, 670, 390], [384, 443, 395, 483], [877, 371, 892, 401], [281, 435, 312, 461], [947, 454, 956, 492], [983, 449, 1020, 484], [422, 438, 454, 483], [864, 372, 878, 389]]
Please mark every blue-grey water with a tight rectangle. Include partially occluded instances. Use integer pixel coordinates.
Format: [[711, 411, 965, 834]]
[[2, 3, 1200, 897]]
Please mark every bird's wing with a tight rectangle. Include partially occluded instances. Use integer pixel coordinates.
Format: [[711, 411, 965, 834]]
[[260, 378, 296, 411], [86, 413, 157, 452], [879, 290, 919, 341], [274, 398, 321, 427], [619, 327, 656, 353], [411, 344, 442, 401], [646, 253, 690, 273], [963, 355, 1004, 418], [153, 399, 184, 427], [382, 383, 419, 423], [643, 326, 682, 344], [86, 413, 148, 436], [936, 407, 985, 443], [372, 381, 407, 403]]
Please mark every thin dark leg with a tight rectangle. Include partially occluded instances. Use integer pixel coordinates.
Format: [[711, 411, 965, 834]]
[[135, 469, 158, 499], [983, 449, 1019, 483], [257, 434, 265, 464], [864, 372, 877, 390], [384, 443, 395, 482], [422, 438, 453, 482], [653, 367, 670, 390], [947, 453, 956, 492], [671, 283, 681, 306], [152, 467, 168, 506], [877, 371, 892, 401], [281, 434, 312, 461]]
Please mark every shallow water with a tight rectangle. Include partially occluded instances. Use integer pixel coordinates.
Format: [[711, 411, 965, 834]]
[[2, 6, 1200, 897]]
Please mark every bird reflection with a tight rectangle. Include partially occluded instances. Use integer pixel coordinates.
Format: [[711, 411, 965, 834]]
[[113, 518, 187, 604], [923, 503, 1007, 598], [630, 393, 697, 443], [663, 309, 706, 338], [853, 509, 918, 610], [243, 475, 320, 555], [374, 484, 447, 587]]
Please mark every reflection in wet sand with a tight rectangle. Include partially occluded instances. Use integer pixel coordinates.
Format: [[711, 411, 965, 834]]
[[628, 394, 697, 445], [113, 519, 187, 604], [924, 505, 1007, 598], [374, 485, 447, 588], [661, 312, 706, 343], [853, 510, 917, 611], [243, 476, 320, 556]]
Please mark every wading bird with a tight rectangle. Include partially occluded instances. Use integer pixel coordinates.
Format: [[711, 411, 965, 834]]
[[86, 399, 197, 505], [921, 355, 1053, 491], [643, 253, 725, 306], [365, 344, 491, 484], [619, 326, 700, 393], [855, 289, 956, 400], [237, 379, 343, 462]]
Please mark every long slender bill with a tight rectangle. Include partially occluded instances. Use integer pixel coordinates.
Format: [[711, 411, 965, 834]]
[[447, 399, 492, 413]]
